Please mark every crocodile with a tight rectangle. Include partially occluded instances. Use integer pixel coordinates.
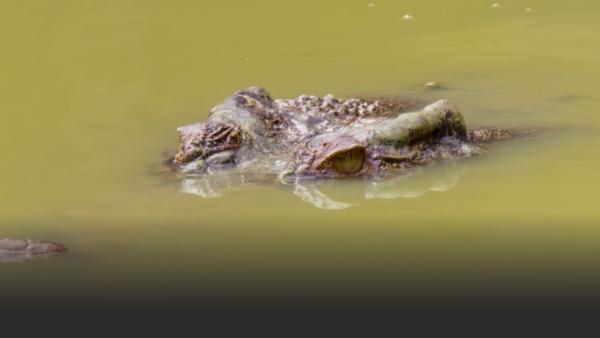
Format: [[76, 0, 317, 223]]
[[0, 238, 67, 263], [169, 86, 524, 179]]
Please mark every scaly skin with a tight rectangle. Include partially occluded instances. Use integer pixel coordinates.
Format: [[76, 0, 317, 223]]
[[171, 86, 527, 178]]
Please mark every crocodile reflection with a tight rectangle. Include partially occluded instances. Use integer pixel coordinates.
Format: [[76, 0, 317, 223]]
[[179, 164, 465, 210]]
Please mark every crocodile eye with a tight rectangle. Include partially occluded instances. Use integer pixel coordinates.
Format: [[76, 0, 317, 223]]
[[331, 148, 365, 175]]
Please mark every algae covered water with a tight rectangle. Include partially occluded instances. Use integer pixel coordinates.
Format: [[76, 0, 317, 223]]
[[1, 0, 600, 306]]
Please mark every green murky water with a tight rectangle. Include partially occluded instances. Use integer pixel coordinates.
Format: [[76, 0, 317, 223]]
[[2, 0, 600, 303]]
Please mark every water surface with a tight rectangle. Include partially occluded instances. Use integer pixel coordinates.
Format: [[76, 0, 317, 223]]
[[2, 0, 600, 305]]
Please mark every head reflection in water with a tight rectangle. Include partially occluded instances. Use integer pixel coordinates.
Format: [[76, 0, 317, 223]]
[[179, 164, 465, 210]]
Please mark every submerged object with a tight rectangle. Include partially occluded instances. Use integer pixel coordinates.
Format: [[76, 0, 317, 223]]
[[0, 238, 67, 263]]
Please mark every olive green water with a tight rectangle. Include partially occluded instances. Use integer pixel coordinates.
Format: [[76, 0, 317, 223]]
[[2, 0, 600, 303]]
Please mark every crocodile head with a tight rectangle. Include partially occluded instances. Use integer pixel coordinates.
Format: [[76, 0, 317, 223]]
[[170, 87, 526, 178]]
